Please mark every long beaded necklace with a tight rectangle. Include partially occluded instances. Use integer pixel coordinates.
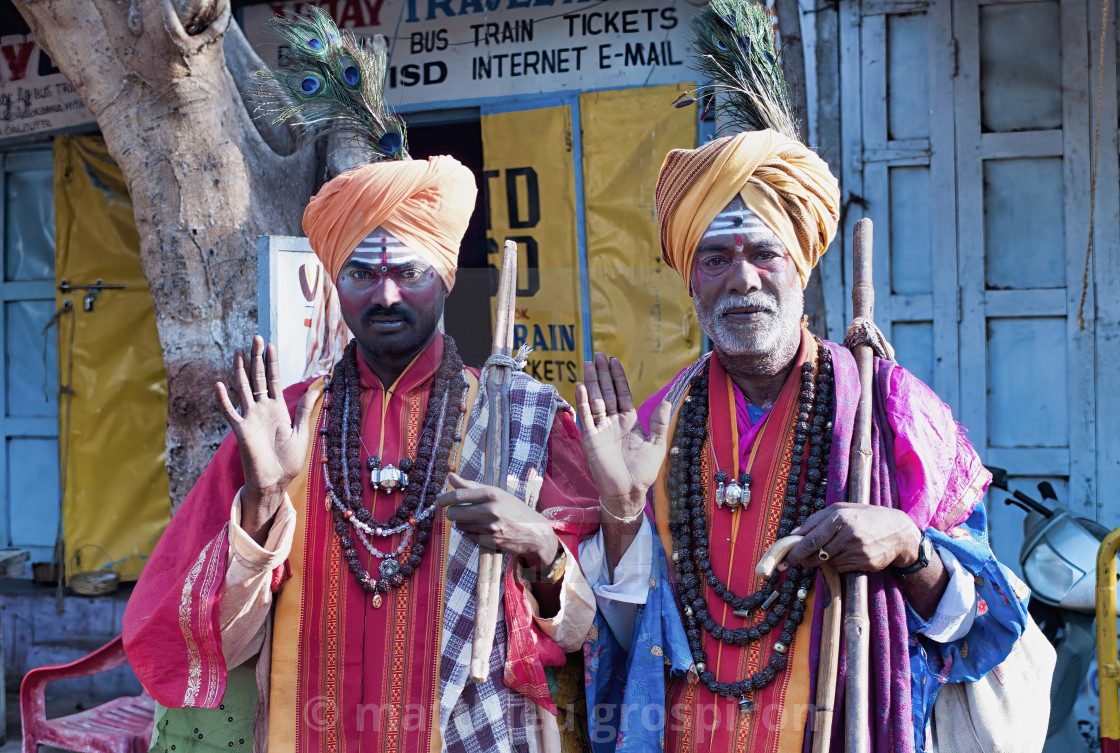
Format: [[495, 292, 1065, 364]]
[[319, 337, 470, 608], [667, 339, 834, 711]]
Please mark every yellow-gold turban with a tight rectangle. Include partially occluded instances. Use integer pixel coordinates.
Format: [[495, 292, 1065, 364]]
[[302, 156, 478, 291], [655, 130, 840, 288]]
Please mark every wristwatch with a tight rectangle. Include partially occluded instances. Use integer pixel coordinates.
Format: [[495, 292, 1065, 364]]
[[896, 529, 933, 575]]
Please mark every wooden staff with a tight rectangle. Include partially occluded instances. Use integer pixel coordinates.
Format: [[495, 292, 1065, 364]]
[[757, 535, 842, 753], [844, 218, 875, 753], [469, 239, 519, 684]]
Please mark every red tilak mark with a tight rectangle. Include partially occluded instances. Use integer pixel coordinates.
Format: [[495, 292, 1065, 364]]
[[734, 234, 745, 253], [380, 247, 389, 273]]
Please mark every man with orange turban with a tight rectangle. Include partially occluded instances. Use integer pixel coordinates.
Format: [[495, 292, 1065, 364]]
[[124, 12, 599, 753], [572, 2, 1036, 752]]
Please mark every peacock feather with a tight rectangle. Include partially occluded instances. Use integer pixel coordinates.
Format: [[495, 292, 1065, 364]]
[[250, 6, 408, 160], [681, 0, 800, 141]]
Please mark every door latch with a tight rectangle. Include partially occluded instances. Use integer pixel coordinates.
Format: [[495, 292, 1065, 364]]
[[58, 279, 126, 312]]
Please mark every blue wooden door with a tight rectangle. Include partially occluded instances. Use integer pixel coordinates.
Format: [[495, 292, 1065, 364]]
[[953, 0, 1095, 567], [0, 149, 60, 567], [835, 0, 1108, 575]]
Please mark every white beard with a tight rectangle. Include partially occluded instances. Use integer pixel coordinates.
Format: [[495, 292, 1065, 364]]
[[694, 286, 804, 364]]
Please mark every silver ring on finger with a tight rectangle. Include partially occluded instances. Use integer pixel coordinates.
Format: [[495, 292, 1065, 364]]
[[252, 390, 265, 398], [592, 412, 607, 422]]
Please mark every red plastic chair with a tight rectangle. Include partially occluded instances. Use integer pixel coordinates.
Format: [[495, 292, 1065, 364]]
[[20, 636, 155, 753]]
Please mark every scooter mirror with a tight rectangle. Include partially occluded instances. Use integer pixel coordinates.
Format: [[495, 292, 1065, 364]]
[[987, 465, 1009, 490]]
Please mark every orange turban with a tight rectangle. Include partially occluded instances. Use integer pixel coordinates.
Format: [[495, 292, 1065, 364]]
[[302, 155, 478, 290], [655, 130, 840, 288]]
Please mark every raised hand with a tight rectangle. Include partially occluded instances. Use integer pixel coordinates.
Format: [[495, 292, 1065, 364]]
[[575, 352, 672, 522], [215, 335, 320, 544]]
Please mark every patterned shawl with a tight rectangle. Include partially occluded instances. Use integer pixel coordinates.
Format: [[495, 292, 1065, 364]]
[[442, 368, 598, 753]]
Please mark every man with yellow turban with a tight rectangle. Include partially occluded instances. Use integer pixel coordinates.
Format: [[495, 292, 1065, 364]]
[[124, 10, 598, 753], [574, 2, 1034, 752]]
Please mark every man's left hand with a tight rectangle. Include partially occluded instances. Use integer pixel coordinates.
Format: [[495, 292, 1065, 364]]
[[436, 473, 560, 570], [782, 503, 922, 573]]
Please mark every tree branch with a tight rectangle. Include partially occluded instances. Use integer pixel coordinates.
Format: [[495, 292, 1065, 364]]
[[224, 18, 299, 156], [173, 0, 223, 34]]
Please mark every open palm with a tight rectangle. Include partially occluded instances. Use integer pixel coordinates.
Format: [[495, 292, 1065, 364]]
[[576, 353, 671, 516], [215, 336, 319, 502]]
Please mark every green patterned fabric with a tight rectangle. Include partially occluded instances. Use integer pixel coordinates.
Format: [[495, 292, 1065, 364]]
[[149, 664, 256, 752]]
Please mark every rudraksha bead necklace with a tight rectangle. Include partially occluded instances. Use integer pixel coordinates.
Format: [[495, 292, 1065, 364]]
[[320, 337, 469, 607], [667, 340, 834, 711]]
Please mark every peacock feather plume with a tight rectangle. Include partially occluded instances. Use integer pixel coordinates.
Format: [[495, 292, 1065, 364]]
[[679, 0, 800, 141], [250, 6, 408, 160]]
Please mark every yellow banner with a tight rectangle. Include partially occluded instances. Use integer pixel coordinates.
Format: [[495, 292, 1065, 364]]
[[481, 106, 583, 403], [580, 84, 701, 404], [54, 136, 169, 582]]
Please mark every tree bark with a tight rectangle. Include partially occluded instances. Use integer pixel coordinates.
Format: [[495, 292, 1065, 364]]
[[12, 0, 319, 508], [775, 0, 827, 335]]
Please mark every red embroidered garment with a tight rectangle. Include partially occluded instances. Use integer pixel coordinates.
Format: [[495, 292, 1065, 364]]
[[653, 330, 819, 753], [124, 333, 599, 751]]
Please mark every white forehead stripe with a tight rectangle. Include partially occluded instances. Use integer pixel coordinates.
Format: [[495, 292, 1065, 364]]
[[703, 205, 770, 238], [351, 231, 421, 266]]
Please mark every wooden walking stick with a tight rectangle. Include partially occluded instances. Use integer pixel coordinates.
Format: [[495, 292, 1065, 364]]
[[757, 220, 877, 752], [844, 218, 875, 753], [469, 239, 519, 684], [757, 536, 842, 753]]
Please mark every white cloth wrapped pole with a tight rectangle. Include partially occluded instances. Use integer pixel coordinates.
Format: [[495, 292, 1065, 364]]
[[470, 240, 519, 683]]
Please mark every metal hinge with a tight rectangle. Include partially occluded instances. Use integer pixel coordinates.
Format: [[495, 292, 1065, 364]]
[[58, 279, 127, 312]]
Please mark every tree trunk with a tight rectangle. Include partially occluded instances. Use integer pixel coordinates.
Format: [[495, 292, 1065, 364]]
[[775, 0, 828, 335], [12, 0, 318, 508]]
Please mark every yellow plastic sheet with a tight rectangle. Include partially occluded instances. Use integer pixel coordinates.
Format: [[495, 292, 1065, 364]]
[[580, 84, 701, 404], [481, 106, 583, 404], [54, 136, 169, 582]]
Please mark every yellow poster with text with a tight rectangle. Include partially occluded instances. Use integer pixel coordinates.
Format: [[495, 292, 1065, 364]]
[[481, 106, 583, 404], [580, 85, 701, 404]]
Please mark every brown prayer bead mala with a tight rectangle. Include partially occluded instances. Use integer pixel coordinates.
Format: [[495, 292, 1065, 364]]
[[321, 338, 468, 605], [667, 339, 834, 710]]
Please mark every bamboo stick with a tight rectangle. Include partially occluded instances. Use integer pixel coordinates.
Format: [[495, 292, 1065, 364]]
[[757, 535, 842, 753], [844, 218, 875, 753], [469, 240, 519, 684]]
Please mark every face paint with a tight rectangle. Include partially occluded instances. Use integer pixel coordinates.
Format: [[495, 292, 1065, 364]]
[[700, 196, 776, 251], [350, 232, 427, 270], [691, 200, 804, 366], [335, 228, 447, 365], [343, 230, 439, 290]]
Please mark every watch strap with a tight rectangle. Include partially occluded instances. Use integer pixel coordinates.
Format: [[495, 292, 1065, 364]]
[[896, 529, 931, 575]]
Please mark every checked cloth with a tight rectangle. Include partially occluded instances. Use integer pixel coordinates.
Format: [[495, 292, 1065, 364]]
[[439, 367, 567, 753]]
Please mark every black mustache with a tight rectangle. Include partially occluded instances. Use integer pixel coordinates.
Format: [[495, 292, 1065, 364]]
[[362, 305, 416, 325]]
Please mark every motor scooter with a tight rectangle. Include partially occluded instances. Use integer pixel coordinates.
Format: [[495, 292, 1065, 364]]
[[988, 466, 1116, 753]]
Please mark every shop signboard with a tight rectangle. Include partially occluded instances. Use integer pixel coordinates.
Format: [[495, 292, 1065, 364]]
[[0, 35, 93, 141], [242, 0, 697, 107], [258, 234, 351, 389]]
